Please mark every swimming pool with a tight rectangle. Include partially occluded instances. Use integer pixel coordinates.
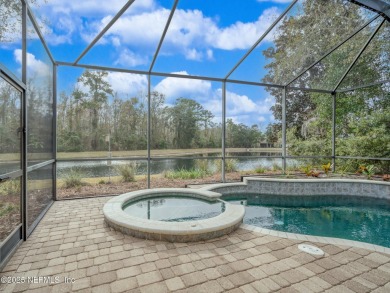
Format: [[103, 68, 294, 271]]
[[222, 194, 390, 248]]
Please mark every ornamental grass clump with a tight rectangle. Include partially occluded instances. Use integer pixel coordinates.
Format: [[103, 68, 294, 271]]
[[255, 164, 267, 174], [63, 168, 84, 188], [163, 168, 208, 179], [116, 163, 137, 182], [214, 158, 238, 173]]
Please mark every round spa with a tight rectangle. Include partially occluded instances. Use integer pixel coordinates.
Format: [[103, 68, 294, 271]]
[[103, 188, 245, 242]]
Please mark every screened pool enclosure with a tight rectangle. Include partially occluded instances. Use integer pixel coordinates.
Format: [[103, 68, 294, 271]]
[[0, 0, 389, 267]]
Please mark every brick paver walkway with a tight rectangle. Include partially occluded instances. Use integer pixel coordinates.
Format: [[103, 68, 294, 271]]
[[1, 196, 390, 292]]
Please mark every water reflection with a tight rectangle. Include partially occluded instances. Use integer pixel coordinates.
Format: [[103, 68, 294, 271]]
[[123, 196, 224, 222], [55, 154, 282, 179], [225, 194, 390, 248]]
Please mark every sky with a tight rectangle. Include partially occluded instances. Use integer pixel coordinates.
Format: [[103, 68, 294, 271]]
[[0, 0, 293, 128]]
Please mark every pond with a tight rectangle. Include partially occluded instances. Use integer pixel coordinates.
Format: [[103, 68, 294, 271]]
[[56, 153, 283, 179]]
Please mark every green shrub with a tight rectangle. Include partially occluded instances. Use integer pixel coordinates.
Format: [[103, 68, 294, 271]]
[[116, 163, 137, 182], [271, 162, 282, 171], [363, 165, 376, 180], [226, 159, 238, 172], [194, 160, 210, 173], [0, 180, 20, 196], [98, 179, 106, 185], [215, 158, 238, 173], [255, 164, 267, 174], [286, 162, 301, 172], [163, 168, 208, 179], [63, 168, 84, 188], [301, 165, 312, 176], [0, 203, 17, 217]]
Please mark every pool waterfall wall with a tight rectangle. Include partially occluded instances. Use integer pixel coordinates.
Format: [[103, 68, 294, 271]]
[[203, 177, 390, 199]]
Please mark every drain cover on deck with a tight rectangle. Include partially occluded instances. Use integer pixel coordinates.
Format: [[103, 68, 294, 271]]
[[298, 244, 324, 256]]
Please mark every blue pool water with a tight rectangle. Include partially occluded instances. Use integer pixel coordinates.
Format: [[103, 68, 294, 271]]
[[123, 196, 224, 222], [222, 194, 390, 248]]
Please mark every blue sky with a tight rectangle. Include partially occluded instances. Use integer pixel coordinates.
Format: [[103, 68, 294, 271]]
[[1, 0, 294, 128]]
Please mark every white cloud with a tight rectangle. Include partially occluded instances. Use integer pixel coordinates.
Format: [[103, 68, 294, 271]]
[[152, 74, 275, 125], [41, 0, 156, 17], [74, 71, 147, 98], [185, 49, 204, 61], [49, 15, 77, 44], [101, 9, 171, 49], [225, 90, 258, 115], [206, 49, 214, 60], [88, 6, 279, 64], [203, 98, 222, 117], [34, 0, 157, 45], [153, 71, 212, 102], [111, 36, 121, 47], [224, 89, 275, 126], [257, 0, 291, 3], [14, 49, 50, 77], [35, 0, 281, 64], [105, 72, 147, 96], [209, 8, 280, 50], [157, 7, 279, 55], [114, 49, 148, 67]]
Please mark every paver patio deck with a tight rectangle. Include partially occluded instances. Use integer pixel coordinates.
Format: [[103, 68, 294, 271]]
[[1, 196, 389, 293]]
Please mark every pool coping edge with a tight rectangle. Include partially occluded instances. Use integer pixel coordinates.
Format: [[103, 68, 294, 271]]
[[240, 223, 390, 255]]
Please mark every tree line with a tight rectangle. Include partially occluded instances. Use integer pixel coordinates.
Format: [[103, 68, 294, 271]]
[[56, 70, 267, 153], [0, 76, 53, 156]]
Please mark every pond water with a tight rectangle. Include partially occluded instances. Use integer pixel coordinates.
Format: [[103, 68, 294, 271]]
[[56, 153, 283, 179]]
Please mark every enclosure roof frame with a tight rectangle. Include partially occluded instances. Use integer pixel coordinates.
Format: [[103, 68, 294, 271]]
[[332, 18, 386, 93], [347, 0, 390, 21], [284, 14, 381, 87], [73, 0, 137, 65], [149, 0, 179, 73], [24, 0, 389, 93]]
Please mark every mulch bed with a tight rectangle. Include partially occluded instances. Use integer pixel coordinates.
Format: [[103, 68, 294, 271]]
[[56, 171, 388, 200], [0, 189, 53, 241], [56, 172, 242, 200], [0, 194, 20, 242]]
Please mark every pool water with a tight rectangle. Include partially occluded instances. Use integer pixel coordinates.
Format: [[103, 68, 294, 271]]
[[123, 196, 225, 222], [223, 194, 390, 248]]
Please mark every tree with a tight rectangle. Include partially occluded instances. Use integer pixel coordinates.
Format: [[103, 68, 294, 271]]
[[75, 70, 113, 151], [0, 80, 21, 153], [262, 0, 371, 137], [261, 0, 389, 171], [1, 0, 48, 43], [150, 91, 169, 149], [112, 95, 147, 150], [169, 98, 214, 149], [226, 119, 263, 148], [0, 0, 21, 43]]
